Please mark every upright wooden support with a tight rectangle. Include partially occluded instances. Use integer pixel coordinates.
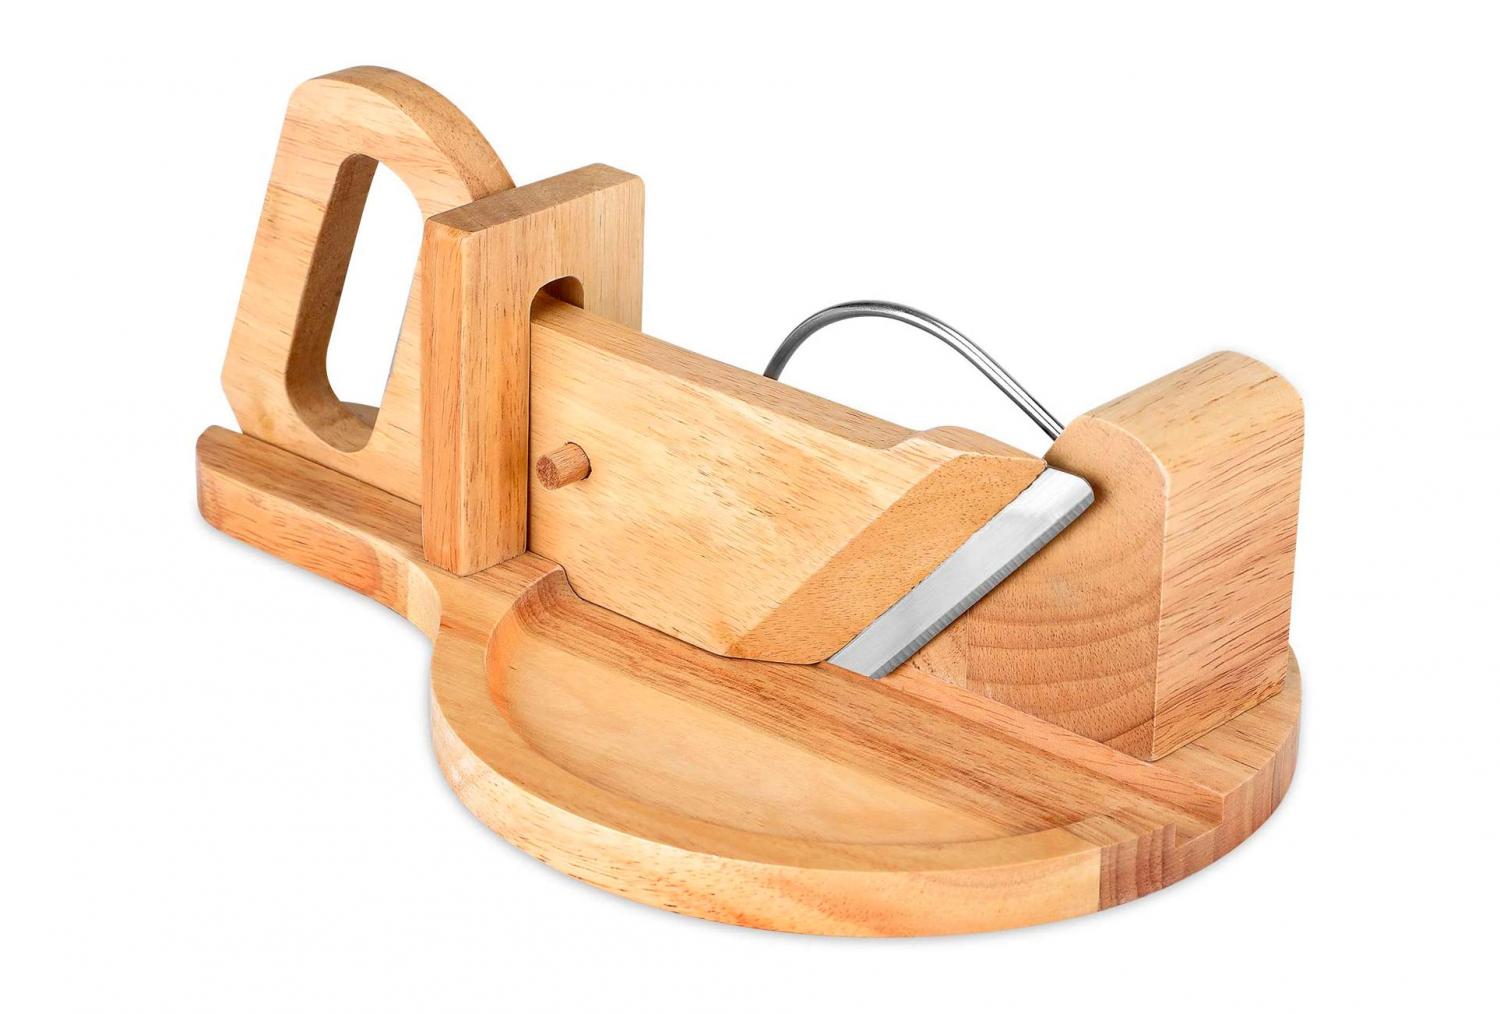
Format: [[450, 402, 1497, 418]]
[[910, 352, 1303, 759], [222, 67, 511, 502], [420, 165, 645, 575]]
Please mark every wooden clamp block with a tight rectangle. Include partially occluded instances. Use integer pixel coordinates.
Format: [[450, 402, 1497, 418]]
[[911, 352, 1303, 759]]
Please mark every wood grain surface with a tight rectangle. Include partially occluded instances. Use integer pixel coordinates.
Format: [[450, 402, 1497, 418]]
[[218, 69, 1046, 665], [527, 298, 1046, 662], [197, 425, 1299, 936], [421, 166, 644, 574]]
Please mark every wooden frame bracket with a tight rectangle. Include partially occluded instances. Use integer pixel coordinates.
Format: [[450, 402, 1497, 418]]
[[419, 164, 645, 575]]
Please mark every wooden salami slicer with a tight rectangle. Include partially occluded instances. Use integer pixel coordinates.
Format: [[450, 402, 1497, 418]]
[[198, 67, 1304, 936]]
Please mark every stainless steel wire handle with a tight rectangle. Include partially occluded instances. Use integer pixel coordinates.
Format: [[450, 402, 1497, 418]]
[[763, 300, 1065, 440]]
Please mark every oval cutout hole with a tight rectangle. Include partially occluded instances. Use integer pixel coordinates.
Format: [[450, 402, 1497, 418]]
[[540, 276, 585, 308], [325, 162, 424, 424]]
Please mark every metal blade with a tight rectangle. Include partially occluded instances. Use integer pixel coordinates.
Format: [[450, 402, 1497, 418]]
[[828, 467, 1094, 678]]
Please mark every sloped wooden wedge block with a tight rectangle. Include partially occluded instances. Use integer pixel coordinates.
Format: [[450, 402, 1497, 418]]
[[524, 298, 1047, 663]]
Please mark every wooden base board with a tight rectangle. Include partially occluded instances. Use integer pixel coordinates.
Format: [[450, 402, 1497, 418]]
[[196, 425, 1300, 936]]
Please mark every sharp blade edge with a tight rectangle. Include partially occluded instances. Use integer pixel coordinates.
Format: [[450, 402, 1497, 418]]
[[828, 467, 1094, 679]]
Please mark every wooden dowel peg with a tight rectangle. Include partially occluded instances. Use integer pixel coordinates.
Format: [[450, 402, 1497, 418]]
[[536, 443, 591, 489]]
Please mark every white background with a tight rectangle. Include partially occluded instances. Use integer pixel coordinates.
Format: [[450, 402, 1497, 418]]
[[4, 2, 1498, 1010]]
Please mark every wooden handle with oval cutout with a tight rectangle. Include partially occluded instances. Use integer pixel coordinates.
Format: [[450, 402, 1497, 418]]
[[221, 66, 512, 503]]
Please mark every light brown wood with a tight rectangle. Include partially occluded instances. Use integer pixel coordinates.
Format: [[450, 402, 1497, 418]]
[[222, 66, 512, 502], [196, 424, 1299, 936], [218, 61, 1046, 661], [910, 352, 1303, 760], [420, 165, 644, 574], [528, 298, 1046, 662], [535, 443, 590, 489], [202, 67, 1307, 936]]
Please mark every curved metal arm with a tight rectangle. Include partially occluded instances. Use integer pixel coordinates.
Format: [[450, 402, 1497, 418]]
[[763, 300, 1064, 440]]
